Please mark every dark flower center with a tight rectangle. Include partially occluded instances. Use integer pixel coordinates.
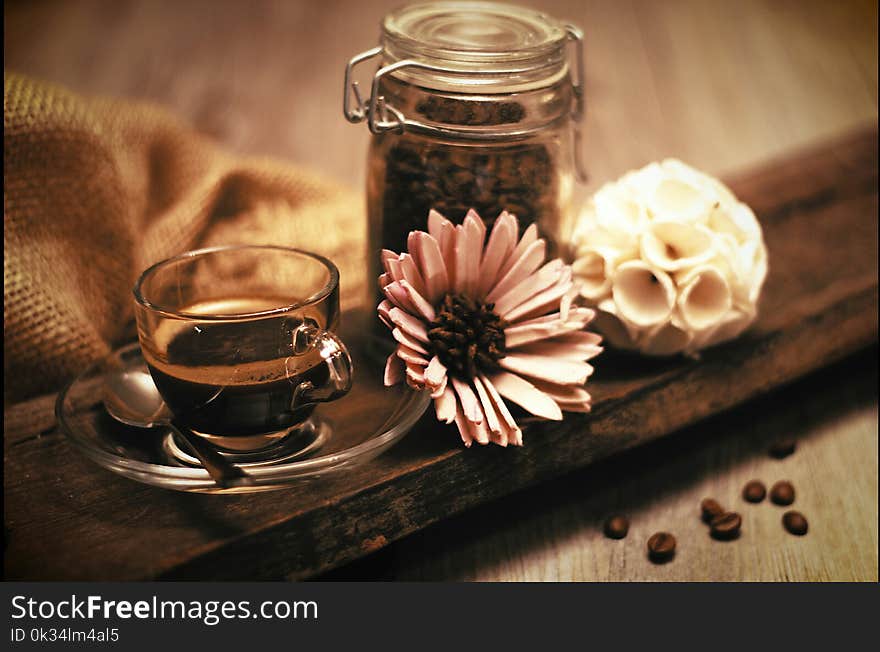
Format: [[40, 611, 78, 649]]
[[427, 293, 506, 380]]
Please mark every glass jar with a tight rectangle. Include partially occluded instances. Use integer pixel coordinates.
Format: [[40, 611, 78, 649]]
[[344, 1, 586, 311]]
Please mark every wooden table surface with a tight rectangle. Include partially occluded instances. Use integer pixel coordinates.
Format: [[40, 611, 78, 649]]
[[5, 0, 878, 581], [324, 351, 878, 581]]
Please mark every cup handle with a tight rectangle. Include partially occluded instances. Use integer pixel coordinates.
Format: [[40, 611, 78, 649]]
[[290, 323, 354, 405]]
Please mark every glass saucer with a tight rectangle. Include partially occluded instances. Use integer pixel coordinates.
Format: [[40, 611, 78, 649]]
[[55, 318, 430, 494]]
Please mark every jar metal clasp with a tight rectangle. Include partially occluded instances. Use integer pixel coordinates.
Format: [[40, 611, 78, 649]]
[[342, 45, 383, 124], [344, 46, 421, 134]]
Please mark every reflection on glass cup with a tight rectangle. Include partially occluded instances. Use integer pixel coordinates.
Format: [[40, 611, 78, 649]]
[[133, 245, 353, 452]]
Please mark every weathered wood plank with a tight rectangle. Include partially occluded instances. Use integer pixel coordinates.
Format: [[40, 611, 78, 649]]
[[3, 126, 877, 580], [321, 350, 877, 581]]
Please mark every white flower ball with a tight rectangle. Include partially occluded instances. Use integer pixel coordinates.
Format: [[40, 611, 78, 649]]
[[571, 159, 768, 356]]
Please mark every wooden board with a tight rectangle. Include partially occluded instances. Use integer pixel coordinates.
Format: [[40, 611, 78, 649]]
[[321, 350, 877, 581], [3, 126, 877, 580]]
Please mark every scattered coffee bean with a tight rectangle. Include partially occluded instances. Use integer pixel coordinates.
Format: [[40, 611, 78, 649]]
[[700, 498, 725, 523], [770, 481, 796, 506], [782, 511, 808, 536], [603, 515, 629, 540], [742, 480, 767, 503], [769, 437, 796, 459], [710, 512, 743, 540], [647, 532, 676, 563]]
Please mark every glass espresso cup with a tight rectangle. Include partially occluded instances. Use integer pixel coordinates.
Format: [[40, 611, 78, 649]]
[[133, 245, 353, 453]]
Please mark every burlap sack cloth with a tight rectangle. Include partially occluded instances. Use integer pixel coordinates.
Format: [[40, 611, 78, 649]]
[[4, 73, 366, 403]]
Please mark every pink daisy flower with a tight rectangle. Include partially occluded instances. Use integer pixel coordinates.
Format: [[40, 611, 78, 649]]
[[379, 209, 603, 447]]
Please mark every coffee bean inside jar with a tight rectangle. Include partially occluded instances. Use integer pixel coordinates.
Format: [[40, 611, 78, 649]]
[[345, 2, 586, 328], [374, 136, 558, 256]]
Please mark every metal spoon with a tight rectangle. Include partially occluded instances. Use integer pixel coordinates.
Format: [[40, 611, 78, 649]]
[[103, 369, 253, 489]]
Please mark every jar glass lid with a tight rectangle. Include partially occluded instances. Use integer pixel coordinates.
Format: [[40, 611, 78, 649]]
[[381, 1, 570, 91]]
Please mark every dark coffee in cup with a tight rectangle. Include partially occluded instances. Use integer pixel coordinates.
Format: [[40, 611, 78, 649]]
[[134, 247, 352, 454], [143, 296, 331, 444]]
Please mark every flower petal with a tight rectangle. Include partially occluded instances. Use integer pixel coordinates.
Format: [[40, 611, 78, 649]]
[[497, 221, 537, 279], [395, 344, 429, 366], [675, 264, 733, 331], [430, 373, 448, 398], [611, 261, 676, 327], [489, 427, 508, 447], [471, 416, 491, 445], [640, 221, 714, 272], [380, 249, 398, 275], [384, 352, 404, 386], [383, 281, 419, 316], [454, 221, 482, 296], [453, 402, 490, 445], [377, 299, 394, 329], [392, 327, 428, 355], [464, 213, 484, 296], [472, 375, 503, 437], [502, 274, 573, 323], [512, 429, 523, 447], [437, 223, 457, 291], [407, 230, 421, 267], [499, 353, 593, 386], [410, 231, 449, 304], [641, 315, 692, 356], [388, 306, 429, 342], [398, 253, 428, 298], [453, 225, 469, 294], [529, 379, 593, 413], [560, 282, 582, 322], [385, 255, 404, 283], [424, 355, 447, 388], [479, 374, 523, 446], [492, 258, 566, 316], [486, 239, 547, 304], [453, 407, 474, 447], [487, 371, 563, 421], [592, 299, 640, 350], [405, 363, 425, 388], [504, 320, 583, 348], [464, 208, 487, 245], [477, 211, 517, 297], [451, 376, 483, 424], [512, 307, 596, 330], [527, 332, 604, 361], [400, 279, 436, 322], [564, 307, 598, 326], [427, 211, 457, 291], [649, 175, 712, 222], [428, 209, 453, 241], [434, 385, 457, 423], [572, 245, 624, 301]]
